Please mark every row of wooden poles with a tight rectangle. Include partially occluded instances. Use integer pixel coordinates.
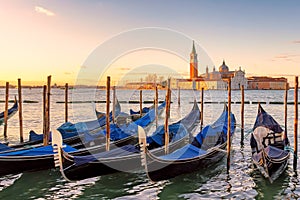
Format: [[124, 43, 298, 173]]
[[227, 77, 299, 172], [2, 75, 299, 171], [2, 76, 69, 146], [175, 77, 299, 172]]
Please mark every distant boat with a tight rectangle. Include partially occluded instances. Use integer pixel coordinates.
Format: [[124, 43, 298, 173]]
[[0, 97, 18, 126], [140, 104, 235, 182], [250, 104, 289, 183]]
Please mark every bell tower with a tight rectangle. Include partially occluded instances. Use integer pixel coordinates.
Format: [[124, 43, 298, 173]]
[[190, 41, 198, 79]]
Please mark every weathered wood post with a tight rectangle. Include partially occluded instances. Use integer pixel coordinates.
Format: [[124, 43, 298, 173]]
[[3, 82, 9, 139], [294, 76, 298, 171], [43, 85, 46, 136], [112, 86, 116, 123], [241, 85, 245, 146], [18, 79, 24, 143], [106, 76, 111, 151], [139, 89, 143, 117], [65, 83, 68, 123], [164, 78, 171, 154], [284, 82, 288, 142], [227, 78, 232, 173], [200, 87, 204, 131], [178, 87, 180, 106], [43, 76, 51, 146], [155, 85, 158, 128]]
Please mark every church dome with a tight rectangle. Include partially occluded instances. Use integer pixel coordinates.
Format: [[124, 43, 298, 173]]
[[219, 60, 229, 73]]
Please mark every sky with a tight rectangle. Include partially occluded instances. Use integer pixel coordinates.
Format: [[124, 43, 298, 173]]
[[1, 0, 300, 86]]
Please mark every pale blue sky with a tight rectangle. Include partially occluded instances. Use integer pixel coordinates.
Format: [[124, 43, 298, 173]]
[[0, 0, 299, 85]]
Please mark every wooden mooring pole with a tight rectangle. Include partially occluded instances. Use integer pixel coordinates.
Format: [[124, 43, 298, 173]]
[[3, 82, 9, 139], [227, 78, 232, 173], [200, 87, 204, 131], [164, 78, 171, 154], [178, 87, 180, 106], [155, 85, 158, 128], [18, 79, 24, 143], [284, 82, 288, 142], [294, 76, 298, 171], [112, 86, 116, 123], [43, 85, 46, 137], [139, 89, 143, 118], [241, 85, 244, 146], [43, 76, 51, 146], [65, 83, 68, 123], [106, 76, 111, 151]]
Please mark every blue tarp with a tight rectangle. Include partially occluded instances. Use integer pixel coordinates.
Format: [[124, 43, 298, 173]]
[[74, 144, 140, 166], [146, 122, 188, 146], [0, 143, 12, 152], [194, 107, 236, 146], [0, 145, 77, 156], [29, 130, 78, 142], [159, 106, 236, 161], [57, 101, 121, 135], [160, 144, 207, 160], [130, 106, 151, 115], [83, 101, 166, 142]]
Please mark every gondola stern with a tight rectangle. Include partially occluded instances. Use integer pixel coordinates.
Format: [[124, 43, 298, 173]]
[[52, 130, 63, 169], [138, 125, 156, 182], [52, 130, 74, 182], [138, 126, 147, 167]]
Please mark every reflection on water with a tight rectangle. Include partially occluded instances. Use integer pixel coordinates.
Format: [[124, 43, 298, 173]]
[[0, 89, 299, 199]]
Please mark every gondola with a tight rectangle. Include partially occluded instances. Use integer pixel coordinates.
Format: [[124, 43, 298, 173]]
[[57, 99, 122, 135], [0, 97, 18, 126], [129, 103, 154, 115], [250, 104, 289, 183], [53, 101, 200, 181], [0, 101, 166, 176], [5, 99, 123, 149], [140, 104, 235, 182]]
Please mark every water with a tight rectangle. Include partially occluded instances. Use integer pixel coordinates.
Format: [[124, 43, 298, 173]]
[[0, 88, 299, 199]]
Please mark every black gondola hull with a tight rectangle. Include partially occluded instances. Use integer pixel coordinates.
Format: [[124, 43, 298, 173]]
[[61, 135, 189, 181], [145, 143, 227, 182]]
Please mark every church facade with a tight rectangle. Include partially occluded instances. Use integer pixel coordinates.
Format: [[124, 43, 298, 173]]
[[177, 41, 248, 90]]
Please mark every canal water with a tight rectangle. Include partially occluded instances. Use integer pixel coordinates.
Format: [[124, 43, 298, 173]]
[[0, 88, 299, 199]]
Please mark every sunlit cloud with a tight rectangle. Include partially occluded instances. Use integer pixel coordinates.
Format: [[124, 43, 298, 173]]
[[35, 6, 55, 16], [272, 54, 300, 63], [292, 40, 300, 44], [119, 67, 131, 71]]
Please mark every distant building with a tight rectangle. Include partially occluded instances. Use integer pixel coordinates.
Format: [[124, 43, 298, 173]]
[[177, 41, 248, 90], [247, 76, 288, 90]]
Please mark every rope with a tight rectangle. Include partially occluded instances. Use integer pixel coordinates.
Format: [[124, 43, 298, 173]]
[[284, 146, 298, 159]]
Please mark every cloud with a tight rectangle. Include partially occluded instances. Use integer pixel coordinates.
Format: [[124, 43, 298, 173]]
[[64, 72, 72, 75], [292, 40, 300, 44], [35, 6, 55, 16], [272, 54, 300, 63], [119, 67, 131, 71]]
